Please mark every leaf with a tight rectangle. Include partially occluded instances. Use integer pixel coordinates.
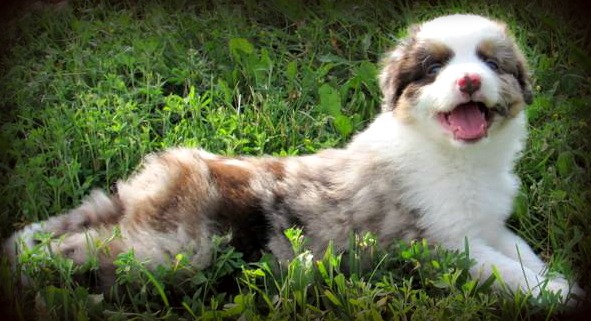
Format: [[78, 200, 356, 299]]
[[318, 83, 342, 117], [316, 261, 329, 282], [286, 60, 297, 82], [361, 33, 372, 52], [477, 273, 497, 292], [318, 53, 346, 63], [513, 192, 529, 219], [550, 189, 567, 201], [334, 114, 353, 137], [217, 79, 233, 105], [556, 151, 574, 177], [324, 290, 341, 306], [432, 279, 450, 289], [431, 260, 440, 269], [248, 268, 266, 277], [355, 61, 377, 84], [229, 38, 254, 59], [141, 268, 169, 307]]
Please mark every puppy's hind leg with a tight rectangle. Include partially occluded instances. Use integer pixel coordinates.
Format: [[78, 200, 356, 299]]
[[3, 189, 124, 284], [51, 226, 127, 289]]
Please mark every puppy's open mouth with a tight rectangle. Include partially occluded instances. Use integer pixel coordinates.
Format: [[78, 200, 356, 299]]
[[437, 102, 493, 143]]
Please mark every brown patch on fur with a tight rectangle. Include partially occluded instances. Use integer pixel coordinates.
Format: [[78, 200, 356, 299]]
[[477, 39, 519, 75], [79, 195, 124, 229], [204, 159, 270, 260], [424, 41, 455, 67], [123, 151, 209, 234], [378, 59, 400, 111], [148, 153, 198, 232], [497, 74, 527, 118], [513, 52, 533, 105], [476, 39, 496, 58], [205, 159, 254, 205], [477, 38, 532, 105], [106, 196, 124, 225], [380, 37, 454, 113], [42, 190, 124, 238], [263, 159, 286, 181]]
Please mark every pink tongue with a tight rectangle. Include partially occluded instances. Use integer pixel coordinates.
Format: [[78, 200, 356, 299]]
[[447, 103, 487, 140]]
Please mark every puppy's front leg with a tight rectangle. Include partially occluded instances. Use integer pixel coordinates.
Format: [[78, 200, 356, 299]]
[[466, 239, 540, 291], [463, 239, 577, 301], [486, 226, 547, 275], [487, 226, 584, 301]]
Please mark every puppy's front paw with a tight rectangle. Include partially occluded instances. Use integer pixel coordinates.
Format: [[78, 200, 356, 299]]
[[3, 223, 49, 286], [3, 223, 44, 260], [542, 277, 585, 307]]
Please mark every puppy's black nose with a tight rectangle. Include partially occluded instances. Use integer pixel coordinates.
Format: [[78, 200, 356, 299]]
[[457, 74, 481, 95]]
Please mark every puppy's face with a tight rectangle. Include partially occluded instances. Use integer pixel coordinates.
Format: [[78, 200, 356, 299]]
[[380, 14, 532, 145]]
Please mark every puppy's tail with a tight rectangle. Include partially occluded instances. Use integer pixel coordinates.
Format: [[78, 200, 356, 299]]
[[3, 189, 124, 285]]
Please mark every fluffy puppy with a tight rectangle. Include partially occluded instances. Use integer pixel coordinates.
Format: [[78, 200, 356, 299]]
[[3, 14, 583, 303]]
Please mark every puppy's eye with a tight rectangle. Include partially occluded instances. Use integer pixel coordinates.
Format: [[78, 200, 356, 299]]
[[485, 59, 499, 71], [427, 63, 443, 75]]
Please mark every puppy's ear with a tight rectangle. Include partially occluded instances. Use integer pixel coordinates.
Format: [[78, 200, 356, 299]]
[[379, 25, 419, 112], [490, 19, 534, 106], [503, 28, 534, 105], [515, 56, 533, 105], [378, 49, 403, 112]]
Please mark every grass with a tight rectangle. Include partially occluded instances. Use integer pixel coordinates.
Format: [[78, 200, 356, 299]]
[[0, 0, 590, 320]]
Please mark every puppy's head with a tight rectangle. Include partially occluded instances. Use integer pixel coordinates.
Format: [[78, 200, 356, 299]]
[[379, 14, 532, 145]]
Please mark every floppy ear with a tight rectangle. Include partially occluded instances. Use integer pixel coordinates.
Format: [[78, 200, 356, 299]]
[[378, 25, 419, 112], [507, 35, 534, 105], [378, 49, 403, 112], [493, 19, 534, 105], [515, 57, 533, 105]]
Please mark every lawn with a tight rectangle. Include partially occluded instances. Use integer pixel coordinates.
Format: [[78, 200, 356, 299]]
[[0, 0, 590, 320]]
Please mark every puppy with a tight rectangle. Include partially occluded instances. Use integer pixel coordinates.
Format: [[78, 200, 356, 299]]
[[3, 14, 583, 303]]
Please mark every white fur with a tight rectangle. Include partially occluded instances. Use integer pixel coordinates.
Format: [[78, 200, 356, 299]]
[[350, 107, 582, 301]]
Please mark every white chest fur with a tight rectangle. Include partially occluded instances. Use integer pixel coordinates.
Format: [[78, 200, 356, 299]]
[[348, 112, 526, 244]]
